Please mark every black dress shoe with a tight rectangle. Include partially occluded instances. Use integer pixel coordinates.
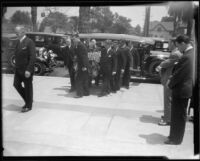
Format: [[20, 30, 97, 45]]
[[21, 107, 32, 113], [98, 93, 107, 97], [125, 86, 129, 89], [84, 93, 90, 96], [74, 95, 83, 98], [164, 139, 180, 145], [69, 89, 75, 92], [158, 119, 170, 126]]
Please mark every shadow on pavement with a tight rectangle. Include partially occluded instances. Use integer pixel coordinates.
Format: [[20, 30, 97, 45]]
[[156, 110, 163, 113], [3, 104, 22, 112], [139, 115, 160, 124], [139, 133, 168, 145], [54, 84, 102, 97]]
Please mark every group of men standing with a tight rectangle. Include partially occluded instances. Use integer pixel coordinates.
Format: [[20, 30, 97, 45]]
[[13, 25, 195, 146], [61, 35, 140, 98]]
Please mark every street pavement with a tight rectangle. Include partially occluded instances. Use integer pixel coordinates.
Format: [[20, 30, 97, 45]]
[[2, 74, 195, 159]]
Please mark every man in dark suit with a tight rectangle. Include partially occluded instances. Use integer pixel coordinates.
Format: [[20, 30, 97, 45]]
[[61, 37, 76, 92], [72, 35, 90, 98], [129, 41, 140, 71], [13, 25, 36, 112], [165, 35, 194, 145], [98, 40, 116, 97], [121, 41, 133, 89], [114, 40, 126, 91]]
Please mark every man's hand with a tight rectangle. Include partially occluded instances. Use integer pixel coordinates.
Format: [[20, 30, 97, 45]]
[[82, 67, 87, 71], [156, 66, 161, 72], [112, 71, 116, 75], [25, 71, 31, 78], [121, 69, 124, 74], [129, 67, 134, 71]]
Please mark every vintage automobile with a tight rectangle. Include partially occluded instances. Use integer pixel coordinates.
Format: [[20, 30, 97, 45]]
[[2, 32, 65, 75], [2, 32, 72, 75], [79, 33, 170, 82]]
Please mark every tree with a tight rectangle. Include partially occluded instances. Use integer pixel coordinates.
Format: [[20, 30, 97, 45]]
[[90, 7, 114, 33], [39, 11, 69, 33], [10, 10, 32, 26], [78, 7, 90, 33], [168, 1, 195, 37], [135, 24, 142, 35], [31, 7, 37, 31], [69, 16, 79, 32], [111, 13, 133, 34]]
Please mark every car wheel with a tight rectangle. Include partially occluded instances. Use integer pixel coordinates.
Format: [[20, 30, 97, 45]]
[[9, 54, 16, 68], [34, 62, 45, 76], [149, 60, 161, 76]]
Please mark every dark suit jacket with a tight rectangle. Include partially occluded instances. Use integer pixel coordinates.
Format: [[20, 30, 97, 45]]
[[130, 48, 140, 69], [62, 45, 75, 69], [74, 41, 90, 71], [160, 49, 182, 85], [15, 36, 36, 74], [168, 48, 194, 98], [100, 48, 117, 75], [120, 47, 132, 70]]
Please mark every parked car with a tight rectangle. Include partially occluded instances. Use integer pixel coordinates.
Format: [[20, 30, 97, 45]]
[[2, 32, 67, 75], [79, 33, 170, 82]]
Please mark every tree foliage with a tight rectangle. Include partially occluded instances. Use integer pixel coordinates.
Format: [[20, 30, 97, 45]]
[[167, 1, 195, 37], [10, 10, 32, 26], [90, 7, 134, 34], [39, 11, 69, 33], [135, 24, 142, 35]]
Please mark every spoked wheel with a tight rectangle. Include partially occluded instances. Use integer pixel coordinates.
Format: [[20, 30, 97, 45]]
[[34, 62, 46, 76]]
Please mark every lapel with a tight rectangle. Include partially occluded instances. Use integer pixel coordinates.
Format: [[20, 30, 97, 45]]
[[19, 37, 27, 49]]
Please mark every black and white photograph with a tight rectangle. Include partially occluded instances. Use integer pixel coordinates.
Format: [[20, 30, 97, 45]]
[[1, 1, 199, 159]]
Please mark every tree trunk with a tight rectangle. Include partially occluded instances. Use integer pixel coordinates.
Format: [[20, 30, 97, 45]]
[[31, 7, 37, 32], [78, 7, 90, 33]]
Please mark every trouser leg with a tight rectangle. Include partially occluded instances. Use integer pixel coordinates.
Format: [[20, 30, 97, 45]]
[[83, 71, 89, 95], [163, 85, 172, 122], [75, 71, 83, 96], [169, 97, 188, 143], [69, 67, 76, 89], [13, 71, 26, 102], [23, 75, 33, 109]]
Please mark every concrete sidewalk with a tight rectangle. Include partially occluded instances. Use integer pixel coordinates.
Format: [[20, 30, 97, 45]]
[[2, 74, 194, 158]]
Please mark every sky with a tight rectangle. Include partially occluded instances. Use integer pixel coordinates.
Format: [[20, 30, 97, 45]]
[[4, 2, 198, 29]]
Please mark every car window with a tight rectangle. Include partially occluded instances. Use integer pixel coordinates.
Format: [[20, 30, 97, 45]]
[[8, 39, 18, 48], [35, 35, 45, 42]]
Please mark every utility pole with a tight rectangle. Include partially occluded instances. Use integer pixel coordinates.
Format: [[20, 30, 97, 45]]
[[143, 6, 151, 37]]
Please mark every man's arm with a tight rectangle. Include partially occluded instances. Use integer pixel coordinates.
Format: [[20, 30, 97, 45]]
[[168, 56, 190, 89], [26, 40, 36, 73]]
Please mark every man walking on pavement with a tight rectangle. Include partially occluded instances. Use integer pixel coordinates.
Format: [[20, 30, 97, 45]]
[[61, 37, 76, 92], [13, 25, 36, 112], [72, 35, 90, 98], [156, 38, 182, 126], [165, 35, 194, 145]]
